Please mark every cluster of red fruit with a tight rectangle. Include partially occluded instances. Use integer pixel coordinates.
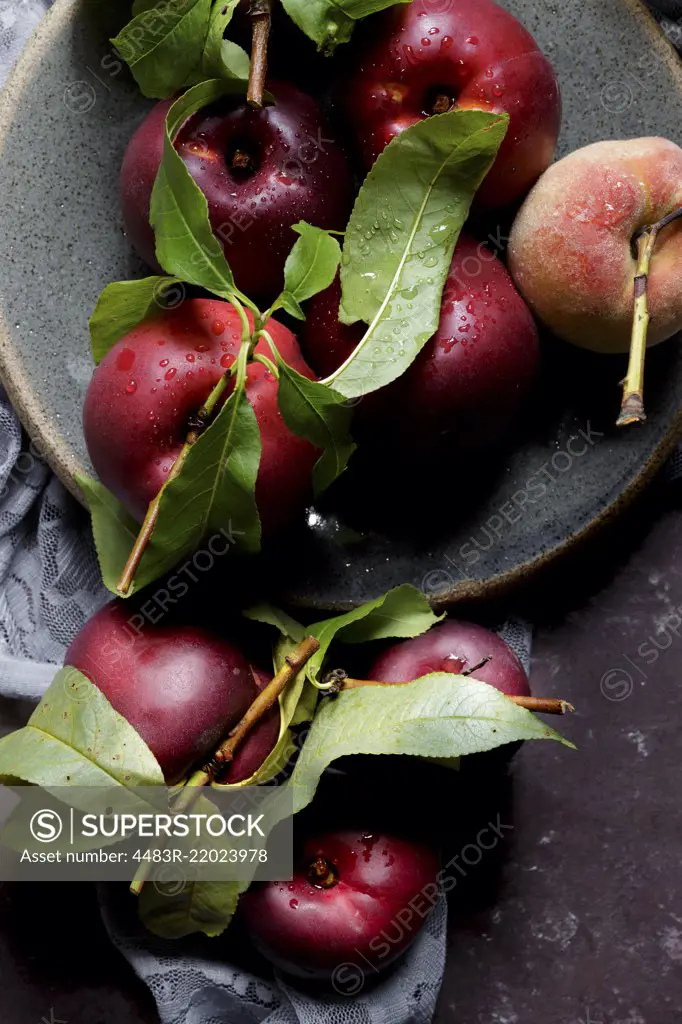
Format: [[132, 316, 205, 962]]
[[70, 600, 530, 976], [68, 0, 563, 977], [86, 0, 560, 535]]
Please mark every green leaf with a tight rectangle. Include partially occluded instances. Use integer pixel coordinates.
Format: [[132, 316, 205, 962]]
[[275, 361, 356, 496], [220, 39, 251, 80], [281, 222, 342, 308], [0, 667, 164, 791], [149, 384, 262, 559], [324, 110, 508, 398], [287, 674, 573, 814], [200, 1, 248, 80], [112, 0, 213, 99], [88, 277, 184, 364], [137, 791, 252, 938], [279, 292, 306, 321], [76, 474, 140, 593], [281, 0, 410, 51], [139, 877, 246, 938], [243, 604, 306, 644], [151, 79, 244, 293], [306, 583, 443, 684]]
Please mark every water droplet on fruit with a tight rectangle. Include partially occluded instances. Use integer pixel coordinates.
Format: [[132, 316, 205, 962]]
[[466, 35, 478, 44], [220, 353, 232, 368], [125, 380, 137, 394], [493, 84, 504, 97], [164, 368, 176, 381], [421, 37, 431, 46], [429, 25, 439, 34], [116, 348, 135, 372], [485, 67, 494, 78], [289, 898, 299, 909], [441, 35, 453, 49], [147, 411, 156, 422], [159, 358, 169, 367], [186, 353, 195, 362]]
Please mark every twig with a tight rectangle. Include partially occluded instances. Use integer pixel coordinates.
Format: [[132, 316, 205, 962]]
[[617, 205, 682, 427], [339, 677, 574, 715], [247, 0, 272, 109], [130, 634, 320, 895]]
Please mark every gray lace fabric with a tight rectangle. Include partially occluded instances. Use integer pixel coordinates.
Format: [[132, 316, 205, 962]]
[[99, 882, 449, 1024], [0, 1, 671, 1022]]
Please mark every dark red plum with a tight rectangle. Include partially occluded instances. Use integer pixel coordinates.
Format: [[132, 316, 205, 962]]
[[83, 298, 319, 535], [241, 827, 440, 979], [66, 601, 278, 784], [342, 0, 561, 207], [301, 234, 540, 454], [120, 83, 354, 301], [369, 619, 531, 697]]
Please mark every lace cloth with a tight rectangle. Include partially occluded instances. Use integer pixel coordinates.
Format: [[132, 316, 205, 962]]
[[0, 1, 672, 1021]]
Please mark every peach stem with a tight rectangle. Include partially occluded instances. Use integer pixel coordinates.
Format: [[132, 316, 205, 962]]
[[247, 0, 272, 109], [129, 634, 320, 896], [618, 205, 682, 427], [339, 677, 574, 715]]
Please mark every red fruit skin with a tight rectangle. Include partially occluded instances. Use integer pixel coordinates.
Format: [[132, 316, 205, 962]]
[[342, 0, 561, 207], [368, 620, 531, 697], [301, 235, 539, 452], [83, 298, 319, 535], [120, 97, 171, 277], [241, 829, 440, 978], [65, 601, 274, 784], [120, 83, 353, 301], [221, 668, 280, 785]]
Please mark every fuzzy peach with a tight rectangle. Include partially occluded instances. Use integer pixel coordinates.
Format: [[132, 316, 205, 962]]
[[508, 137, 682, 353]]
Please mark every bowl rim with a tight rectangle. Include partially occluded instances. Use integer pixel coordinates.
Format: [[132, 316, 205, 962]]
[[0, 0, 680, 611]]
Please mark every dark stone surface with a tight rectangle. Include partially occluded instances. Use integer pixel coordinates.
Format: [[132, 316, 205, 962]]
[[1, 481, 682, 1023]]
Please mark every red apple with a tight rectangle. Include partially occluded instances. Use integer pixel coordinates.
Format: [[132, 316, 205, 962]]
[[83, 298, 319, 535], [341, 0, 561, 207], [120, 83, 354, 301], [241, 827, 440, 979]]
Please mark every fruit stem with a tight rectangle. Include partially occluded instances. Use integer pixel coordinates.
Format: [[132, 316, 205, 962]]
[[337, 676, 574, 714], [247, 0, 272, 109], [617, 205, 682, 427], [129, 634, 320, 896], [252, 352, 279, 377], [307, 855, 338, 889], [462, 655, 492, 676], [205, 635, 320, 775]]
